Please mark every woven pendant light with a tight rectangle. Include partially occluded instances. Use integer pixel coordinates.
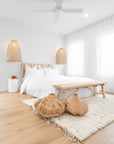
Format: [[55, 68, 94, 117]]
[[56, 48, 67, 64], [6, 40, 22, 62]]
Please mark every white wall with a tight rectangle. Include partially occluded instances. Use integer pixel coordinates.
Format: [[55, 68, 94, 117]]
[[0, 22, 64, 91]]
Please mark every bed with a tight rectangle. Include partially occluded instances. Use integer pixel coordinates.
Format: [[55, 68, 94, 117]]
[[20, 63, 96, 99]]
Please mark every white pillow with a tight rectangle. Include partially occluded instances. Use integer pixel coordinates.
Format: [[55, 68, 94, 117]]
[[44, 68, 58, 76], [24, 65, 37, 79], [33, 69, 44, 77], [38, 66, 54, 74]]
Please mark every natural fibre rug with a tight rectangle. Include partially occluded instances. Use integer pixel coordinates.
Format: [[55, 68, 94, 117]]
[[22, 94, 114, 142]]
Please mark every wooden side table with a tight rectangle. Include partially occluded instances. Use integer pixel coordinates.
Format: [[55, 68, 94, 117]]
[[8, 79, 19, 93]]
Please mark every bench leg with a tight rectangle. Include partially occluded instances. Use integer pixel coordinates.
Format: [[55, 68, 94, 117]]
[[94, 86, 97, 96], [57, 88, 62, 98], [64, 90, 70, 103], [101, 85, 106, 98]]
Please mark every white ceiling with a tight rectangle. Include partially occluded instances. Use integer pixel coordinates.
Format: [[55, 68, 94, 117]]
[[0, 0, 114, 35]]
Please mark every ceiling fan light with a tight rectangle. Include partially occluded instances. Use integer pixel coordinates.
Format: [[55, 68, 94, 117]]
[[84, 12, 89, 18]]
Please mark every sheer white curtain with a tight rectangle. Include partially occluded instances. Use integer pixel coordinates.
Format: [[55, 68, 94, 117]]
[[66, 40, 85, 76], [65, 15, 114, 92], [95, 16, 114, 92], [97, 32, 114, 77], [96, 31, 114, 92]]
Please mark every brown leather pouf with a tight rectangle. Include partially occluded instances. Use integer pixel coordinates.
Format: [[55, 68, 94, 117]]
[[66, 94, 88, 115], [34, 93, 65, 118]]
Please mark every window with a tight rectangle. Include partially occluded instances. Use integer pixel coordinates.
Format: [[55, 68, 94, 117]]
[[67, 41, 84, 76], [97, 32, 114, 76]]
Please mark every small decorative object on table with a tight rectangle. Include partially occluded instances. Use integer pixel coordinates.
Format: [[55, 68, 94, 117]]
[[8, 76, 19, 93], [34, 93, 65, 118], [66, 94, 88, 115]]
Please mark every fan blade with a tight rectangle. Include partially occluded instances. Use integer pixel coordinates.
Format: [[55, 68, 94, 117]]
[[55, 0, 63, 9], [62, 8, 83, 13], [33, 9, 53, 12], [0, 16, 15, 23]]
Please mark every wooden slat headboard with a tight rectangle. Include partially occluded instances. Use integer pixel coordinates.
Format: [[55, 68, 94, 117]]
[[21, 63, 53, 78]]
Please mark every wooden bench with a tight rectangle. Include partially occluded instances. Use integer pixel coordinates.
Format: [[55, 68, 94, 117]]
[[53, 81, 107, 102]]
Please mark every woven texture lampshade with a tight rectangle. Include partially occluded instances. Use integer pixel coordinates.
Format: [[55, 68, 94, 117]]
[[6, 40, 22, 62], [56, 48, 67, 64]]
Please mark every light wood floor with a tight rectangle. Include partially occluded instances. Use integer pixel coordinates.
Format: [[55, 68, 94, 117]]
[[0, 92, 114, 144]]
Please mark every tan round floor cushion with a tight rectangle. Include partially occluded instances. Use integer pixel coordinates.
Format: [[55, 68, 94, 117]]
[[34, 93, 65, 118], [66, 94, 88, 115]]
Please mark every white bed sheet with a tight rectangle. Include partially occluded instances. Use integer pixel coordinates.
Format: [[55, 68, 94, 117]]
[[20, 75, 95, 99]]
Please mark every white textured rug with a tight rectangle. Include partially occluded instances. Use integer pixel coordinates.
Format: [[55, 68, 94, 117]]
[[22, 94, 114, 142]]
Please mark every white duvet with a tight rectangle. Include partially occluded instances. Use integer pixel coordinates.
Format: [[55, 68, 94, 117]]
[[20, 74, 95, 99]]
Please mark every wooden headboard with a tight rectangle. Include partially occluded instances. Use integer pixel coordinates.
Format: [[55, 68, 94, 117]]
[[21, 63, 53, 78]]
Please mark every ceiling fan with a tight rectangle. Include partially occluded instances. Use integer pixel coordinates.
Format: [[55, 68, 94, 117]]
[[33, 0, 87, 22]]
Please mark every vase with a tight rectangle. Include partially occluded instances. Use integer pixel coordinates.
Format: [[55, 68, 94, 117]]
[[66, 94, 88, 115]]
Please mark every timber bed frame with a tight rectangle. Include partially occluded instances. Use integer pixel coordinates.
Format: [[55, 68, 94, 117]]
[[53, 81, 107, 102], [21, 63, 53, 78]]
